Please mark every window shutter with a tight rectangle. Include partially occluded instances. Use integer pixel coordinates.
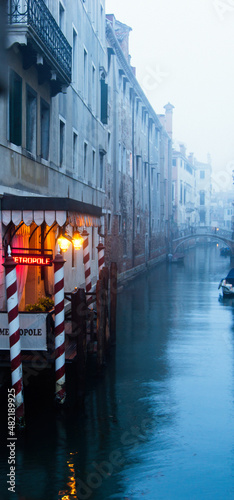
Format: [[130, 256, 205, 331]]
[[100, 80, 108, 124], [9, 71, 22, 146]]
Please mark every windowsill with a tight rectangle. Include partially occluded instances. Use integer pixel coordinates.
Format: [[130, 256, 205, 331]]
[[22, 148, 36, 161], [40, 158, 50, 167], [8, 142, 22, 154]]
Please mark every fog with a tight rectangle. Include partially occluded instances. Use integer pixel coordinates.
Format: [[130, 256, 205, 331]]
[[106, 0, 234, 189]]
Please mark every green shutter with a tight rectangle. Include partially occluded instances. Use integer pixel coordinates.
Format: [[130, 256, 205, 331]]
[[101, 80, 108, 125], [9, 71, 22, 146]]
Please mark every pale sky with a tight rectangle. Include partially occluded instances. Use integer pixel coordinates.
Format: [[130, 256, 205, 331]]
[[105, 0, 234, 188]]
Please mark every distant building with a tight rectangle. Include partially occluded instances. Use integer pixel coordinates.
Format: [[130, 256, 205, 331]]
[[210, 191, 233, 230], [195, 159, 212, 226], [171, 144, 196, 231]]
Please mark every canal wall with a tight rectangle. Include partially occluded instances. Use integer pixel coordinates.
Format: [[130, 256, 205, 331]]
[[117, 253, 166, 287]]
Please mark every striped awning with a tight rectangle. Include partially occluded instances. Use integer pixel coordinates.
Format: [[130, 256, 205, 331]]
[[2, 210, 67, 227], [1, 195, 102, 228]]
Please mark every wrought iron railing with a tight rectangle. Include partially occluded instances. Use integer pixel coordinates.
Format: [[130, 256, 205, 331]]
[[8, 0, 72, 82]]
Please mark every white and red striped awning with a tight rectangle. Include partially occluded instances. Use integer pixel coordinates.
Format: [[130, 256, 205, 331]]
[[1, 196, 103, 228], [2, 210, 67, 227]]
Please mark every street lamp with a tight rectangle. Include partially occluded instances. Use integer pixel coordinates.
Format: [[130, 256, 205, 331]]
[[57, 227, 84, 252]]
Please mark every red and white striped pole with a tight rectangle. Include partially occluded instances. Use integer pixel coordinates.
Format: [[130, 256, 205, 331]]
[[82, 229, 92, 307], [97, 241, 105, 278], [53, 249, 66, 404], [4, 246, 24, 427]]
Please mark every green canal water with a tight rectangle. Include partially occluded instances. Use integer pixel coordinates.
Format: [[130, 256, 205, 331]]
[[1, 245, 234, 499]]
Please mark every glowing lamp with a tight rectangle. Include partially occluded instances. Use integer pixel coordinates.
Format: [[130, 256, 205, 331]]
[[57, 234, 71, 252], [72, 231, 84, 250]]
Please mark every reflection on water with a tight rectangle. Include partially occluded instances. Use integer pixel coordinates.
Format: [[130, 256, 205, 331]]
[[1, 245, 234, 499]]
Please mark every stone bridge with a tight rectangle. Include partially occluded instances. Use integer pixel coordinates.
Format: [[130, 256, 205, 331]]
[[171, 226, 234, 256]]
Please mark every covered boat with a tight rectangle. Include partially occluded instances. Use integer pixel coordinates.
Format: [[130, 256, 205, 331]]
[[218, 268, 234, 297]]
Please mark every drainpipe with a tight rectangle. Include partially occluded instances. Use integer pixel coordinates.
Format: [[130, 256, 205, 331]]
[[132, 91, 135, 268], [148, 114, 151, 261]]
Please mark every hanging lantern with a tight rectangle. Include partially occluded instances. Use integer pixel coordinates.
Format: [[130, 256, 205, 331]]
[[72, 230, 84, 250], [57, 232, 71, 252]]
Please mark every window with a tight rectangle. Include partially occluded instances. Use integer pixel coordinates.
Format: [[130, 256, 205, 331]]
[[92, 149, 96, 177], [59, 119, 65, 167], [26, 85, 37, 156], [200, 170, 205, 179], [172, 182, 175, 201], [107, 132, 111, 164], [123, 147, 126, 174], [151, 168, 154, 189], [107, 213, 111, 233], [72, 28, 78, 85], [157, 173, 160, 191], [9, 70, 22, 146], [137, 215, 140, 234], [100, 78, 108, 124], [123, 78, 126, 104], [144, 162, 147, 181], [155, 128, 159, 149], [84, 48, 88, 101], [92, 64, 96, 113], [200, 210, 206, 223], [172, 158, 177, 166], [84, 51, 89, 103], [180, 181, 183, 203], [59, 1, 65, 32], [99, 151, 104, 188], [100, 3, 104, 42], [129, 152, 132, 177], [119, 214, 122, 233], [84, 142, 87, 178], [41, 99, 50, 160], [136, 155, 140, 180], [200, 191, 205, 206], [73, 131, 78, 172], [118, 143, 121, 172]]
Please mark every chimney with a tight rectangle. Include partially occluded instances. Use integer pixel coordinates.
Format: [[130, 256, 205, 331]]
[[179, 143, 186, 157], [114, 20, 132, 61], [163, 102, 174, 139], [188, 152, 194, 164]]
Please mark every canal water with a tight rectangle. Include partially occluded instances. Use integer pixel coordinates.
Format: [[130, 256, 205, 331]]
[[1, 244, 234, 500]]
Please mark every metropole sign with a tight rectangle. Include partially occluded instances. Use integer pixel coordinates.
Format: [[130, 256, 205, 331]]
[[12, 253, 52, 266], [10, 249, 53, 266]]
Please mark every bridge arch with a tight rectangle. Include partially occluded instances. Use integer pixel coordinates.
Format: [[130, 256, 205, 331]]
[[172, 232, 234, 256]]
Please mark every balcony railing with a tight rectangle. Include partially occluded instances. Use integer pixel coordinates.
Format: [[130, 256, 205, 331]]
[[8, 0, 72, 85]]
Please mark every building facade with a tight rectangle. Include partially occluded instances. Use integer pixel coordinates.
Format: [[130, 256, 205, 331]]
[[105, 15, 172, 278], [0, 2, 173, 310], [0, 0, 107, 310]]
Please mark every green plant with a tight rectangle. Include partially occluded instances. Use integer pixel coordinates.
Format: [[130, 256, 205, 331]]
[[25, 296, 54, 312]]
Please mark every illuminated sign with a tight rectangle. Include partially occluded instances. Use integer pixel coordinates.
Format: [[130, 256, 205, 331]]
[[0, 313, 47, 350], [11, 253, 53, 266]]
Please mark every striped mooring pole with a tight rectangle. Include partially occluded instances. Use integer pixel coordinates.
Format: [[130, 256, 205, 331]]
[[53, 250, 66, 404], [97, 241, 105, 278], [4, 246, 25, 427], [82, 229, 92, 307]]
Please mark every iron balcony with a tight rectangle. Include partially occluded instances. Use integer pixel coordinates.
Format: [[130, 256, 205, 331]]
[[8, 0, 72, 93]]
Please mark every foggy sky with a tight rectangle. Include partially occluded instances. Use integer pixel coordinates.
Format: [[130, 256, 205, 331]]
[[105, 0, 234, 189]]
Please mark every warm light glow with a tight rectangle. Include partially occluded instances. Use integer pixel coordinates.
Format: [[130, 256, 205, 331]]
[[216, 244, 219, 247], [57, 235, 71, 252], [72, 231, 84, 250]]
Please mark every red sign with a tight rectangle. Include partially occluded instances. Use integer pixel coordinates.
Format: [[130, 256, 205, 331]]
[[11, 254, 52, 266]]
